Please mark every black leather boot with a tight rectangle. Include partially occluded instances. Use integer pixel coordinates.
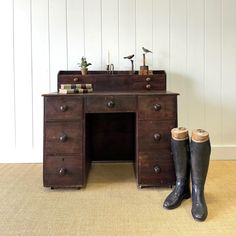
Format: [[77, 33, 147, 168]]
[[190, 129, 211, 221], [163, 127, 191, 209]]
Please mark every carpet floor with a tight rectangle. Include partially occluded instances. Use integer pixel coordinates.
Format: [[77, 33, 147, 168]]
[[0, 160, 235, 236]]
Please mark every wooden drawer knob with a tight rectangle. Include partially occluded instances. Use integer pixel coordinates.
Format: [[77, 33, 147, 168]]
[[153, 165, 161, 174], [146, 84, 151, 89], [73, 77, 79, 82], [146, 77, 151, 82], [153, 104, 161, 111], [107, 100, 115, 108], [59, 133, 67, 142], [153, 133, 161, 141], [60, 105, 68, 112], [59, 168, 67, 176]]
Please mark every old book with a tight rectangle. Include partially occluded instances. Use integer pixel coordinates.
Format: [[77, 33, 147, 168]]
[[60, 84, 93, 89], [59, 88, 93, 94]]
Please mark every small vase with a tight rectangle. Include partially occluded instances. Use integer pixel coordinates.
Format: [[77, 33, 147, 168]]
[[81, 68, 88, 75]]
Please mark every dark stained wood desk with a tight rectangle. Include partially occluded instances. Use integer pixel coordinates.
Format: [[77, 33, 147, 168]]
[[43, 71, 178, 189]]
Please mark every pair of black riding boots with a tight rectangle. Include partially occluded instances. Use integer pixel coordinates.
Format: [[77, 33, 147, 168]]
[[163, 128, 211, 221]]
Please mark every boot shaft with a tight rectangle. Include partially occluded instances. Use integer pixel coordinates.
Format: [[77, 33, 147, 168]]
[[190, 129, 211, 185], [171, 127, 190, 181]]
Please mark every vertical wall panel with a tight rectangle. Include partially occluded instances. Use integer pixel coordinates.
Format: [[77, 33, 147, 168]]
[[49, 0, 67, 91], [84, 0, 102, 70], [135, 0, 153, 70], [67, 0, 84, 70], [205, 0, 222, 144], [186, 0, 205, 132], [222, 0, 236, 144], [169, 0, 188, 127], [31, 0, 50, 158], [14, 0, 33, 149], [0, 1, 15, 153], [118, 0, 136, 70], [153, 0, 170, 88], [101, 0, 119, 69]]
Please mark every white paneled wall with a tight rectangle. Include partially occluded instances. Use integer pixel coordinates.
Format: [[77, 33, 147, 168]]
[[0, 0, 236, 162], [205, 0, 222, 145]]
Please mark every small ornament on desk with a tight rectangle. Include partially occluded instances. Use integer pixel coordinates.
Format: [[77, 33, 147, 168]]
[[106, 64, 114, 74], [106, 50, 114, 74], [123, 54, 135, 74], [139, 47, 152, 75], [78, 56, 92, 75]]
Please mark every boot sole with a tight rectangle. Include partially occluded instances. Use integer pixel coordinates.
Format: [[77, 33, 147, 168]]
[[163, 193, 191, 210], [192, 214, 207, 222]]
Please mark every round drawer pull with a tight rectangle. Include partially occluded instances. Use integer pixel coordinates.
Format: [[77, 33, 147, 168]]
[[154, 165, 161, 174], [107, 100, 115, 108], [59, 168, 67, 176], [146, 84, 151, 89], [153, 104, 161, 111], [73, 77, 79, 82], [59, 133, 67, 142], [60, 105, 68, 112], [146, 77, 151, 82], [153, 133, 161, 141]]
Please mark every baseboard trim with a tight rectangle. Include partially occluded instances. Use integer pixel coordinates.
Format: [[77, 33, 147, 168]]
[[211, 145, 236, 160], [0, 148, 42, 163], [0, 145, 236, 163]]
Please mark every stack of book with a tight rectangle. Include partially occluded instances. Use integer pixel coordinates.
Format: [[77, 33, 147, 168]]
[[59, 84, 93, 94]]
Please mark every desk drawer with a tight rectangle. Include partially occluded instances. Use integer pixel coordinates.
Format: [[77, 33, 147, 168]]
[[131, 75, 166, 91], [138, 152, 175, 187], [44, 121, 82, 155], [44, 96, 83, 121], [43, 155, 83, 187], [85, 95, 136, 113], [138, 95, 177, 120], [138, 120, 175, 152]]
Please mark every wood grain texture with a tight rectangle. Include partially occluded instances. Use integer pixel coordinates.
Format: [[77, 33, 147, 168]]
[[43, 72, 177, 188]]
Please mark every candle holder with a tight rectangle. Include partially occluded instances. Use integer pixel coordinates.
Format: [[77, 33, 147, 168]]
[[106, 64, 114, 74]]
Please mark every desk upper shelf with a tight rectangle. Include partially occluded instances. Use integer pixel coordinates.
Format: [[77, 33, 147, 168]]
[[57, 70, 167, 92]]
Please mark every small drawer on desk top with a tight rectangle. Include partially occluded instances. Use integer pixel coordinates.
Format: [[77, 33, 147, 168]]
[[44, 96, 83, 121], [131, 76, 166, 91], [138, 152, 175, 186], [44, 121, 82, 155], [43, 155, 83, 187], [85, 95, 136, 113], [138, 95, 177, 120], [58, 74, 86, 84]]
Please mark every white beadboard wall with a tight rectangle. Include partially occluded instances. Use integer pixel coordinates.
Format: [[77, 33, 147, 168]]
[[0, 0, 236, 163]]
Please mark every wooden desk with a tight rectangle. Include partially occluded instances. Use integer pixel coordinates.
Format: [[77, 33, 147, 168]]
[[43, 71, 178, 189]]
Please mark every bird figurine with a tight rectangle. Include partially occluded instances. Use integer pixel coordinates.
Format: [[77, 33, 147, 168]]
[[142, 47, 152, 54], [123, 54, 134, 74], [123, 54, 134, 60]]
